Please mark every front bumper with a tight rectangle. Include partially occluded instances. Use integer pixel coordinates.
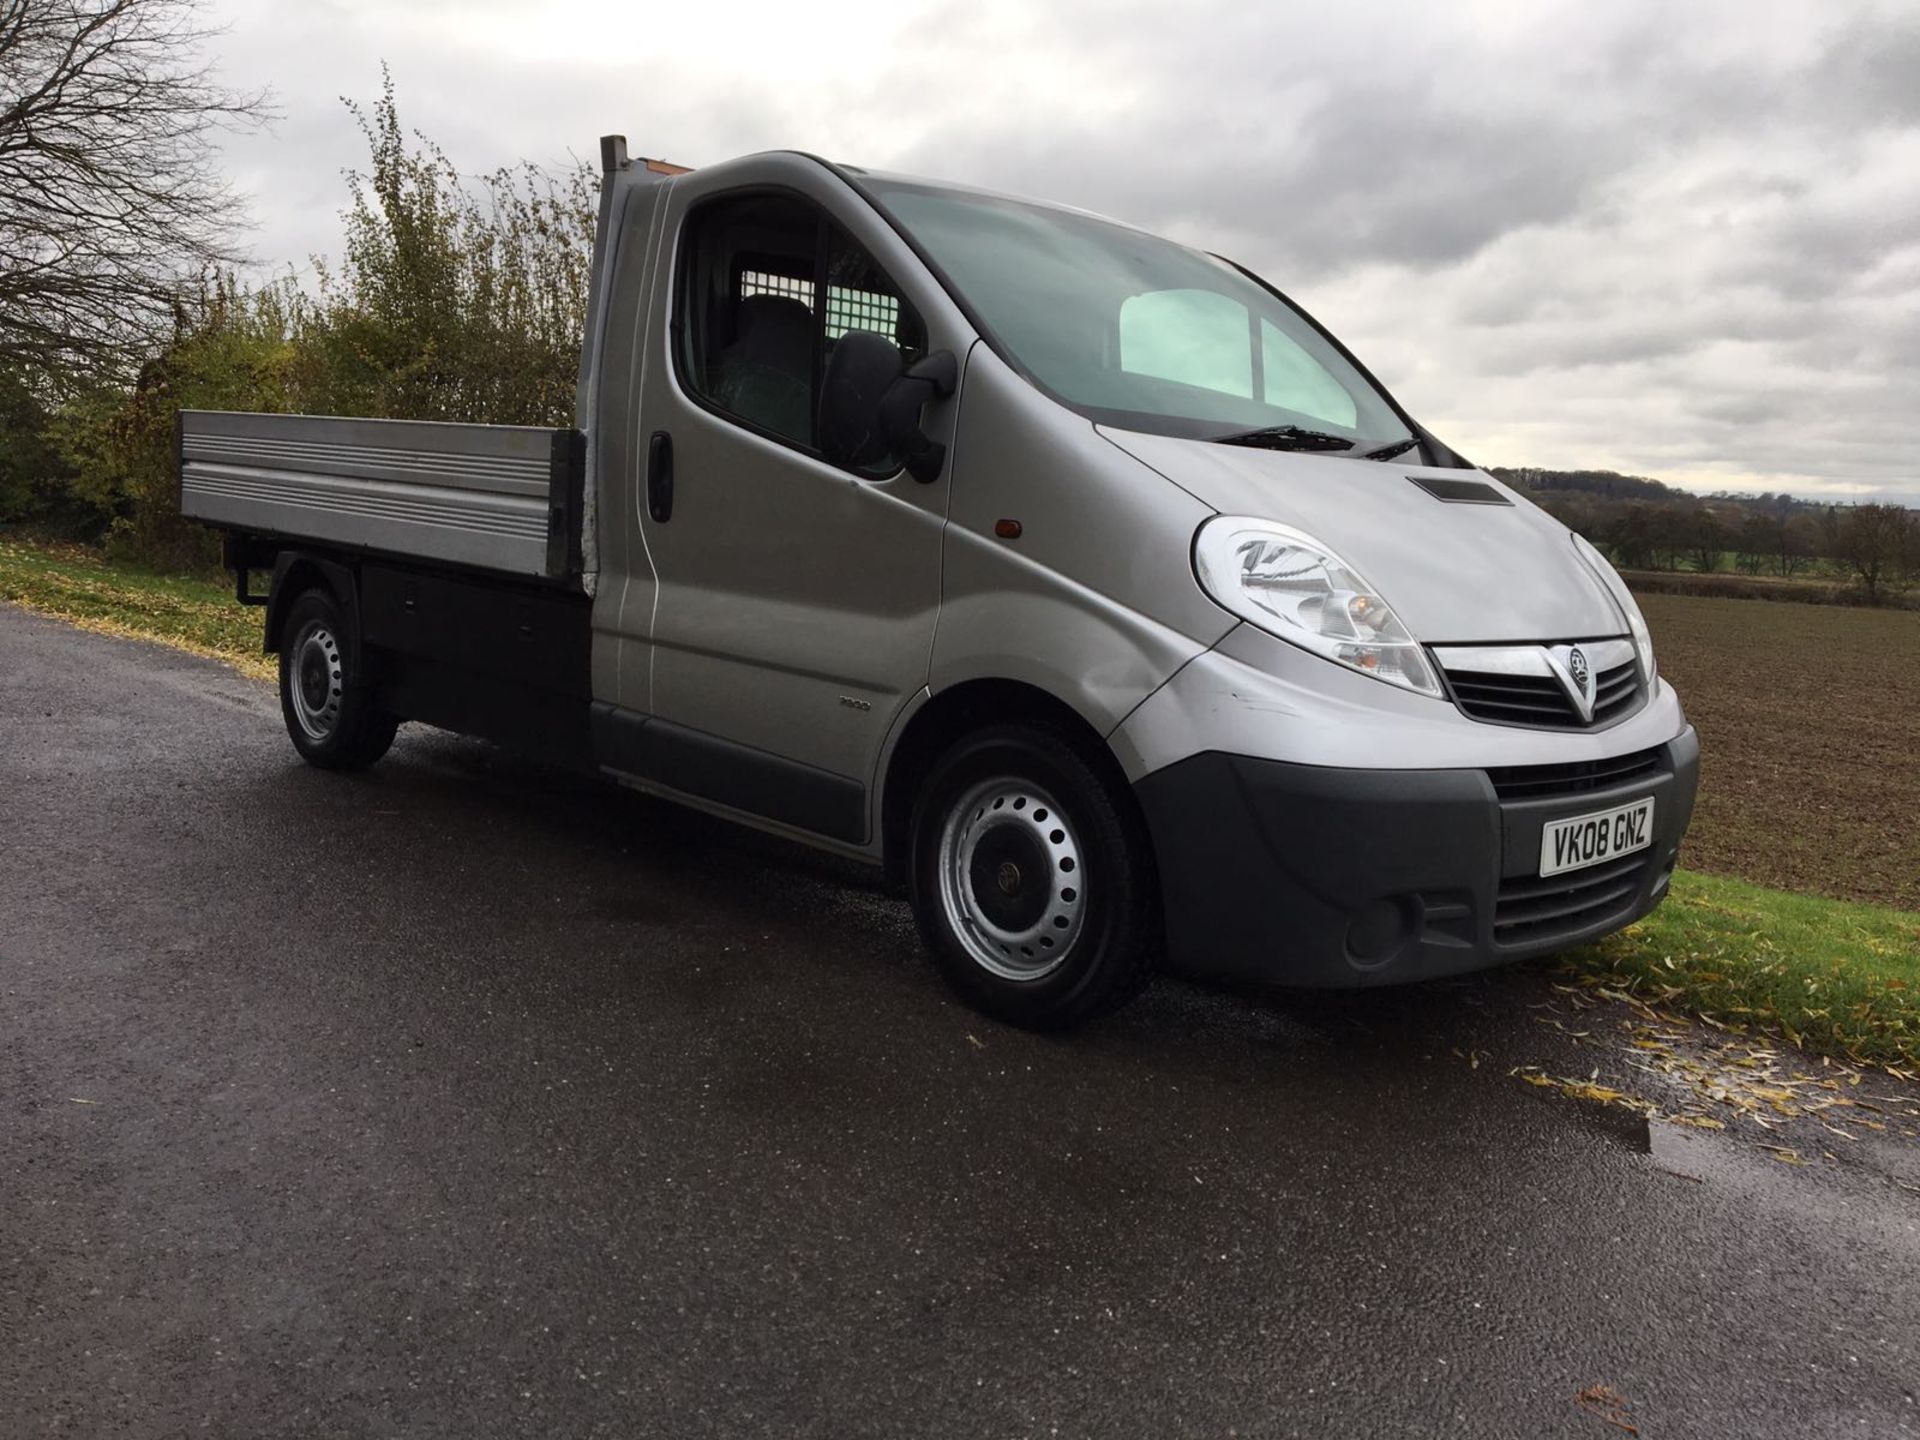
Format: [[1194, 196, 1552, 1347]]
[[1133, 727, 1700, 988]]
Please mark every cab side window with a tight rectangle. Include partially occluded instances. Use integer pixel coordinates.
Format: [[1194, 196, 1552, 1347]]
[[677, 193, 926, 461]]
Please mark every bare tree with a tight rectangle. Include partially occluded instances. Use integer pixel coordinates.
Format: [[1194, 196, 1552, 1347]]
[[1682, 505, 1730, 574], [1734, 512, 1771, 576], [1826, 503, 1915, 605], [0, 0, 267, 383], [1649, 501, 1699, 571], [1603, 502, 1659, 571], [1777, 512, 1821, 578]]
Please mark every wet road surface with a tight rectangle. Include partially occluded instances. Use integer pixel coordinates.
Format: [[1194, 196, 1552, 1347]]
[[3, 603, 1917, 1438]]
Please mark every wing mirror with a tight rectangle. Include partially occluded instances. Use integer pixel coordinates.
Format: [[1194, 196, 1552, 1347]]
[[818, 331, 958, 482]]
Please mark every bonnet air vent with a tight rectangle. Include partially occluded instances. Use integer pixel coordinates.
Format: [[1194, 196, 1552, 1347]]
[[1408, 476, 1511, 505]]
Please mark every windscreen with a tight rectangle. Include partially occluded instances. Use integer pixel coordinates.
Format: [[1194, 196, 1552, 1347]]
[[866, 179, 1416, 446]]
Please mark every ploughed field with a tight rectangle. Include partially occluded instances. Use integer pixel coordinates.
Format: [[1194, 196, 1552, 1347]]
[[1637, 592, 1920, 911]]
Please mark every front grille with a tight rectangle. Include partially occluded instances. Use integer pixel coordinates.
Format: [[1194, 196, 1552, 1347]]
[[1443, 658, 1642, 729], [1485, 747, 1663, 803], [1447, 668, 1580, 726], [1494, 851, 1652, 948], [1590, 660, 1642, 724]]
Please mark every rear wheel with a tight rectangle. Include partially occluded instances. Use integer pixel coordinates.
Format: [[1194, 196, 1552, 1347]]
[[909, 724, 1161, 1029], [277, 588, 397, 770]]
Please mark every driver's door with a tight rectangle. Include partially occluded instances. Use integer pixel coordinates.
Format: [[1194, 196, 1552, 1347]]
[[626, 163, 960, 843]]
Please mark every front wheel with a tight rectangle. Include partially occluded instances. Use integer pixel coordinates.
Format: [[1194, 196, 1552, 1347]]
[[277, 588, 397, 770], [909, 724, 1161, 1029]]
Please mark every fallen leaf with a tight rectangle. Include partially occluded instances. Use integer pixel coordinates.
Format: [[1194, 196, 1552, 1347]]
[[1573, 1383, 1640, 1435]]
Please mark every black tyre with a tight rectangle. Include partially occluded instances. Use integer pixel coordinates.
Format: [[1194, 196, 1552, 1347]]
[[908, 723, 1161, 1029], [277, 587, 397, 770]]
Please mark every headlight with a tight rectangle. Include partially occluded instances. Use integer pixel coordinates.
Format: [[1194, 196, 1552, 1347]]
[[1193, 517, 1442, 698], [1571, 532, 1656, 683]]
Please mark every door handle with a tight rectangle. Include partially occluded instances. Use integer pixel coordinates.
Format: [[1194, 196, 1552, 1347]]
[[647, 431, 673, 523]]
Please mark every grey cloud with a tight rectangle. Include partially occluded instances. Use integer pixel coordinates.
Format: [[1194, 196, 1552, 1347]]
[[880, 34, 1633, 274], [1810, 15, 1920, 125], [879, 1, 1920, 282], [1261, 100, 1621, 270], [1688, 393, 1794, 427]]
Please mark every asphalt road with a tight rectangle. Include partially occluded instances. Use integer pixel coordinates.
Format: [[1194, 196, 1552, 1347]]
[[3, 602, 1917, 1439]]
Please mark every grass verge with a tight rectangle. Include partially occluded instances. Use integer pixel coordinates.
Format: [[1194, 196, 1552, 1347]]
[[0, 535, 271, 680], [1566, 869, 1920, 1071]]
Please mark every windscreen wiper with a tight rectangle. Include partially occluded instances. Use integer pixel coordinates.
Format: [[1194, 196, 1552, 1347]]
[[1357, 436, 1421, 461], [1210, 425, 1356, 453]]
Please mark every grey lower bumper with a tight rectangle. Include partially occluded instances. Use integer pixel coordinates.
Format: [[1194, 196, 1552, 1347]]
[[1133, 728, 1700, 988]]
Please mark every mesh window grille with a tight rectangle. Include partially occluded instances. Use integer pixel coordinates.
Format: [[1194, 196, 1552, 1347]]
[[740, 268, 902, 342], [740, 268, 811, 308], [826, 285, 900, 341]]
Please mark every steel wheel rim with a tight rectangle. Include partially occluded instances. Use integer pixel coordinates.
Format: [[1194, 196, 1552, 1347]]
[[289, 621, 344, 742], [936, 776, 1086, 982]]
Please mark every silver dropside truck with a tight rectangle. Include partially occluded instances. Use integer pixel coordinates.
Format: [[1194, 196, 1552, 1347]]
[[181, 138, 1700, 1029]]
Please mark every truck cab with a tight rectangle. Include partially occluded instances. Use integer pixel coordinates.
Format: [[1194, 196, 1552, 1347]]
[[183, 137, 1699, 1028]]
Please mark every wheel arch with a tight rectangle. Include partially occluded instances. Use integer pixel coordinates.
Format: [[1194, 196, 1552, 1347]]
[[879, 677, 1132, 885], [265, 552, 361, 657]]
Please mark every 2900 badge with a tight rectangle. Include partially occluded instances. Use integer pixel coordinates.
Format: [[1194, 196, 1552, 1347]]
[[1538, 797, 1656, 878]]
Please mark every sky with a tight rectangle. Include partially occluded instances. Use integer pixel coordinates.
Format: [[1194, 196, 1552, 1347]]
[[203, 0, 1920, 506]]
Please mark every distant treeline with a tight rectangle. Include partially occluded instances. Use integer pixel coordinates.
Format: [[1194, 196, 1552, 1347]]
[[1491, 467, 1919, 605]]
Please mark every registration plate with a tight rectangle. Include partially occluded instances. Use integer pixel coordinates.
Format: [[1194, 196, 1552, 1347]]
[[1539, 797, 1656, 877]]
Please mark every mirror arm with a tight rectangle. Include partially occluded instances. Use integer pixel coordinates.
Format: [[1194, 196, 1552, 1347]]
[[880, 351, 959, 483]]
